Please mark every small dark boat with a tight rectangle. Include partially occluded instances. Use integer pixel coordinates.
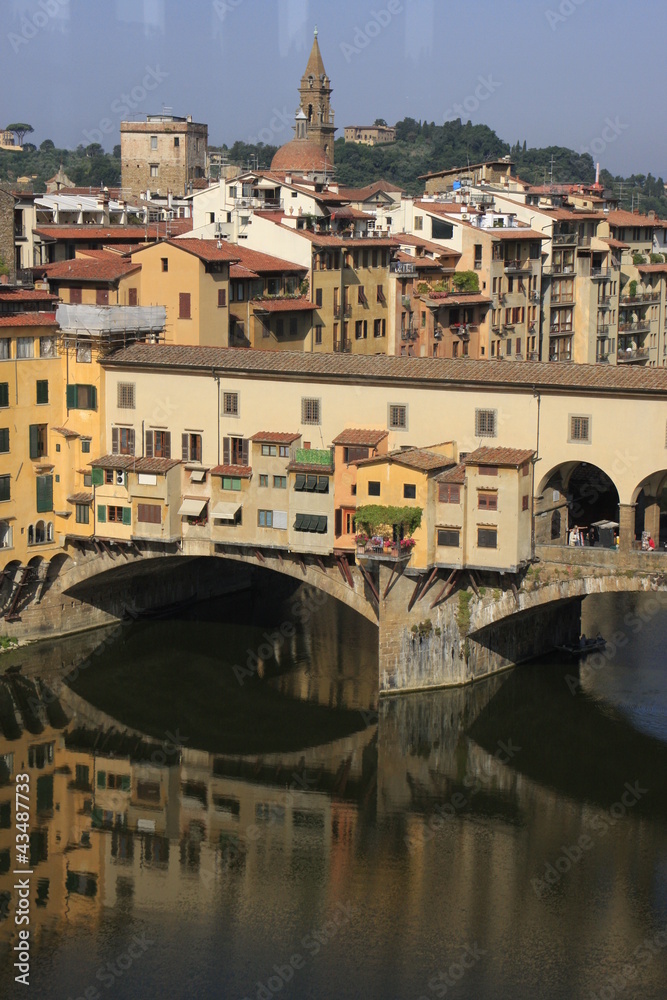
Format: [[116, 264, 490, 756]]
[[123, 595, 197, 621], [555, 636, 606, 658]]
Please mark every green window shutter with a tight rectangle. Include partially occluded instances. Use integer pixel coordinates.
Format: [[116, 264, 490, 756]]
[[66, 384, 78, 409], [0, 477, 10, 502], [36, 380, 49, 404], [0, 428, 8, 453], [90, 386, 97, 410], [91, 468, 103, 486], [97, 770, 106, 789], [122, 507, 131, 526], [0, 383, 8, 408], [29, 425, 39, 460], [121, 775, 131, 792], [36, 475, 53, 513], [97, 505, 106, 523]]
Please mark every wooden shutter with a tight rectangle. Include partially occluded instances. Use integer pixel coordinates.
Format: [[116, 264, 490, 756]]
[[164, 432, 171, 459], [66, 384, 77, 409], [145, 431, 153, 458], [112, 428, 119, 454], [91, 467, 103, 486], [90, 386, 97, 410], [128, 288, 138, 306], [97, 505, 106, 522], [223, 437, 230, 465], [36, 475, 53, 513], [122, 507, 132, 525], [182, 433, 189, 461], [241, 438, 248, 466], [29, 425, 39, 459], [128, 429, 135, 454], [0, 383, 7, 408], [179, 293, 191, 319]]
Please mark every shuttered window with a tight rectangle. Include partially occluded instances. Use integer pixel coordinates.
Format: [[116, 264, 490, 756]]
[[222, 437, 248, 466], [0, 384, 8, 408], [66, 384, 97, 410], [36, 475, 53, 513], [138, 504, 161, 524], [145, 431, 171, 459], [111, 428, 135, 455]]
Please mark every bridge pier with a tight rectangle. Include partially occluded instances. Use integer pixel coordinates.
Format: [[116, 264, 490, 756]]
[[619, 503, 636, 552]]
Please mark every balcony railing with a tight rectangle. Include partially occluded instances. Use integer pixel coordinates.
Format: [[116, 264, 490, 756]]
[[578, 236, 591, 248], [544, 264, 576, 276], [553, 233, 578, 246], [617, 348, 650, 363], [504, 258, 530, 271], [333, 339, 351, 353], [618, 321, 650, 333], [596, 325, 610, 336], [596, 352, 610, 363], [597, 296, 612, 307], [621, 291, 661, 304], [550, 325, 573, 335], [401, 296, 412, 309], [551, 296, 575, 306], [549, 351, 572, 362], [590, 266, 619, 278]]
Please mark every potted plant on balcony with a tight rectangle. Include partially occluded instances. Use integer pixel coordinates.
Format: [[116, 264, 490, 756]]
[[400, 537, 416, 553], [355, 532, 369, 553]]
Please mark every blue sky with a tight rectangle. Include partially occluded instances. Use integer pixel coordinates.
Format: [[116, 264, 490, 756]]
[[2, 0, 666, 179]]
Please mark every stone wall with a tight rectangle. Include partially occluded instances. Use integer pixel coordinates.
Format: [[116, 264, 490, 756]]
[[0, 188, 15, 282]]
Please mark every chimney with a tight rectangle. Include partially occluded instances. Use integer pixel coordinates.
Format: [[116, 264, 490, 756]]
[[595, 162, 600, 185]]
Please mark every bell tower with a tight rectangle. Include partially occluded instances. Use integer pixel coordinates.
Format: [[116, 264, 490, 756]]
[[298, 28, 336, 166]]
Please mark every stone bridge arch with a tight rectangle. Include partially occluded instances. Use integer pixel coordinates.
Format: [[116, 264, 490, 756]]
[[632, 469, 667, 549], [535, 459, 621, 546]]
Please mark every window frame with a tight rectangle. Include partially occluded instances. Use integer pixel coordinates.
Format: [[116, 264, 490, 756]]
[[475, 408, 497, 438], [388, 403, 408, 431], [569, 414, 591, 444]]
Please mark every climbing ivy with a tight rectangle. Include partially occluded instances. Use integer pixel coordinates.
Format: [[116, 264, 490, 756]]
[[354, 505, 422, 537]]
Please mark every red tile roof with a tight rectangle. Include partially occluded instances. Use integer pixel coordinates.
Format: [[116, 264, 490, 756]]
[[423, 293, 491, 306], [354, 447, 454, 472], [230, 264, 260, 280], [0, 289, 58, 303], [89, 455, 180, 473], [464, 447, 535, 467], [332, 428, 388, 447], [34, 255, 140, 282], [435, 463, 465, 485], [251, 298, 314, 313], [395, 251, 444, 269], [0, 312, 57, 327], [606, 210, 661, 228], [33, 220, 192, 240], [210, 464, 252, 478], [67, 492, 93, 504], [287, 460, 333, 474], [143, 238, 239, 264], [233, 244, 307, 274], [102, 343, 667, 395], [52, 426, 80, 439], [250, 431, 301, 444], [394, 233, 460, 256]]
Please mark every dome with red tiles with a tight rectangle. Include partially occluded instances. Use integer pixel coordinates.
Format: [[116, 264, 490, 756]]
[[270, 138, 330, 175]]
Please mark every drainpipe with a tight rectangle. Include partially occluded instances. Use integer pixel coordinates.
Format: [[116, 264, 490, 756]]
[[531, 388, 541, 561], [214, 371, 221, 464]]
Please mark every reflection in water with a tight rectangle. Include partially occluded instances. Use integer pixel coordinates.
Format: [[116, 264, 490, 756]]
[[0, 589, 665, 999]]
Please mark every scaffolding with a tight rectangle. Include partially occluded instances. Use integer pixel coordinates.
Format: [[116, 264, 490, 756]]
[[55, 304, 167, 357]]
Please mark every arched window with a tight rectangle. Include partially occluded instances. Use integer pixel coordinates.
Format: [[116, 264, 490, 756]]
[[551, 510, 561, 541], [28, 524, 34, 545], [35, 520, 46, 544], [47, 522, 54, 542], [307, 103, 313, 123]]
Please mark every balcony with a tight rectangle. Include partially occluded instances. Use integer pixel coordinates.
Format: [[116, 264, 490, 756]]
[[578, 236, 591, 249], [617, 348, 650, 364], [621, 291, 661, 304], [618, 321, 650, 334], [550, 325, 573, 336], [450, 324, 470, 339], [598, 295, 612, 308], [549, 350, 572, 362], [551, 296, 575, 307], [591, 266, 618, 278], [595, 351, 610, 363], [401, 296, 413, 310], [553, 232, 578, 246], [401, 329, 419, 342], [544, 263, 576, 276], [333, 339, 351, 353], [528, 351, 539, 361], [504, 258, 530, 272], [357, 538, 413, 563], [596, 325, 610, 336]]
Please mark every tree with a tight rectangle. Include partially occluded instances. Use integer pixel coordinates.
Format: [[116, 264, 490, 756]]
[[5, 123, 33, 146], [374, 118, 388, 127], [40, 139, 55, 151], [112, 144, 121, 158]]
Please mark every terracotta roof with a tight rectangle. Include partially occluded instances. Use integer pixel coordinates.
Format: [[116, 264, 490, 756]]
[[252, 298, 314, 313], [464, 447, 535, 467], [67, 492, 93, 504], [230, 264, 260, 280], [637, 263, 667, 273], [394, 233, 460, 256], [606, 210, 661, 228], [419, 160, 515, 180], [52, 426, 80, 439], [233, 245, 306, 274], [329, 207, 375, 220], [488, 228, 546, 240], [210, 464, 252, 478], [33, 220, 192, 240], [287, 460, 333, 474], [0, 312, 57, 327], [395, 251, 444, 269], [354, 447, 454, 472], [332, 428, 388, 447], [271, 139, 331, 174], [435, 463, 465, 485], [34, 255, 140, 282], [250, 431, 301, 444], [277, 225, 396, 249], [89, 454, 134, 469], [423, 293, 491, 307], [102, 343, 667, 396], [143, 238, 239, 264], [337, 179, 403, 200], [0, 289, 58, 303], [89, 454, 180, 473]]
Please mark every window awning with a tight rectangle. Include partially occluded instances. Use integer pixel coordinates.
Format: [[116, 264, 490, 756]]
[[294, 474, 306, 491], [212, 501, 243, 520], [190, 469, 206, 483], [178, 497, 208, 517]]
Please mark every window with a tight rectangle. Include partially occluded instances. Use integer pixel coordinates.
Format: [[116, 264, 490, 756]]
[[75, 339, 91, 363], [40, 337, 56, 358], [478, 491, 498, 510], [290, 315, 298, 335], [150, 164, 159, 178], [569, 415, 591, 442], [376, 284, 385, 302], [29, 424, 47, 460], [222, 436, 248, 466], [261, 444, 277, 457], [355, 320, 364, 340], [294, 513, 327, 533], [279, 445, 290, 458], [0, 339, 10, 359], [293, 475, 328, 493], [368, 481, 381, 496], [223, 392, 239, 416], [315, 288, 322, 307], [112, 427, 135, 456], [181, 433, 202, 463], [36, 380, 49, 404], [161, 257, 168, 272], [117, 383, 135, 409], [81, 439, 91, 454], [174, 136, 180, 147], [414, 215, 423, 230], [273, 475, 286, 489], [75, 504, 89, 524], [258, 509, 273, 527], [0, 476, 10, 502], [315, 325, 322, 345], [107, 506, 131, 524], [36, 475, 53, 513], [0, 384, 7, 408], [179, 293, 191, 319], [83, 472, 92, 486], [301, 397, 321, 425], [259, 474, 269, 487], [145, 430, 171, 459], [96, 289, 109, 306], [477, 528, 498, 549], [104, 469, 114, 484], [343, 446, 369, 464], [218, 289, 226, 307], [475, 408, 497, 437], [150, 135, 158, 149], [138, 504, 161, 524], [389, 404, 407, 430], [374, 318, 386, 338], [17, 337, 34, 359], [69, 287, 82, 304], [522, 495, 530, 511], [0, 521, 10, 548], [222, 477, 242, 491], [403, 484, 416, 499], [66, 384, 97, 410], [437, 528, 460, 547], [478, 465, 498, 477], [128, 287, 138, 306], [0, 429, 8, 453]]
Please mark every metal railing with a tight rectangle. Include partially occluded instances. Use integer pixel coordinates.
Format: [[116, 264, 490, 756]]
[[553, 232, 578, 246], [617, 348, 650, 363], [618, 321, 650, 333]]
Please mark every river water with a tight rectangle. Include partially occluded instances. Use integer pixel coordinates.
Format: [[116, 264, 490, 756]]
[[1, 583, 666, 1000]]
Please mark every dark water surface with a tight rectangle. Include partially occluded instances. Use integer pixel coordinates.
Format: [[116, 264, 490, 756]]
[[1, 586, 666, 1000]]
